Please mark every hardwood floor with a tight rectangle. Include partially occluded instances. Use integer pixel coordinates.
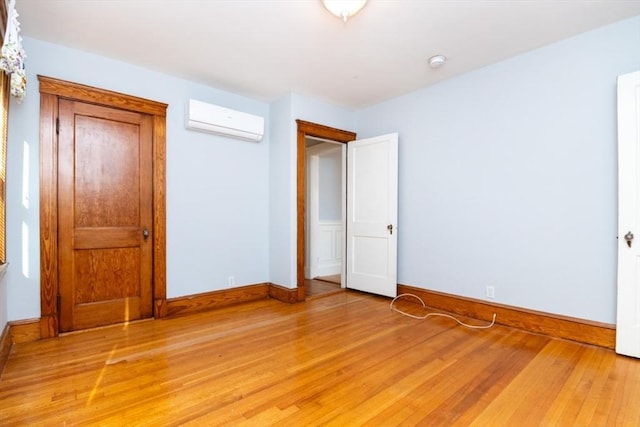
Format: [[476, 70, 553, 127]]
[[1, 291, 639, 425], [315, 274, 341, 284], [305, 277, 343, 298]]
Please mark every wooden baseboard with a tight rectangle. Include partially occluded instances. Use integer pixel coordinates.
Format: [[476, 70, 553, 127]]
[[4, 285, 613, 351], [0, 318, 41, 378], [269, 283, 299, 303], [165, 282, 302, 318], [397, 284, 616, 349], [166, 283, 271, 317], [9, 318, 42, 344], [1, 283, 299, 349], [0, 323, 11, 378]]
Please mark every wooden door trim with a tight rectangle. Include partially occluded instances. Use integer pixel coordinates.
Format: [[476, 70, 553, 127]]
[[296, 120, 356, 301], [38, 77, 167, 116], [38, 76, 168, 338]]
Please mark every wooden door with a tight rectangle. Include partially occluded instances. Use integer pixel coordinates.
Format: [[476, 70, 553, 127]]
[[617, 70, 640, 358], [346, 133, 398, 297], [58, 99, 154, 332]]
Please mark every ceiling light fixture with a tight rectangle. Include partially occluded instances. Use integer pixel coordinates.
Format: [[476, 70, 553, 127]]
[[428, 55, 447, 69], [322, 0, 368, 23]]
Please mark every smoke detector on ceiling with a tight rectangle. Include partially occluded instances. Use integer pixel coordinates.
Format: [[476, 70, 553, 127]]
[[428, 55, 447, 69]]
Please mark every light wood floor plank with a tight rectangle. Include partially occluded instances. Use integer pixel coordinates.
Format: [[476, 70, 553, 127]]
[[1, 291, 640, 425]]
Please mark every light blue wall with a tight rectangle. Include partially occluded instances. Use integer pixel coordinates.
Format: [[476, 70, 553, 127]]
[[291, 94, 355, 133], [5, 37, 271, 319], [268, 95, 295, 287], [268, 93, 355, 288], [319, 151, 342, 221], [356, 16, 640, 323], [5, 16, 638, 324]]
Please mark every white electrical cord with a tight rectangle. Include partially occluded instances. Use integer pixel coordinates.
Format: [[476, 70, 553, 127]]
[[390, 293, 497, 330]]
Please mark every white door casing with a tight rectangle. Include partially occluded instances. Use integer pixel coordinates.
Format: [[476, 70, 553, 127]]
[[346, 133, 398, 297], [307, 154, 320, 279], [617, 70, 640, 358], [340, 144, 347, 288]]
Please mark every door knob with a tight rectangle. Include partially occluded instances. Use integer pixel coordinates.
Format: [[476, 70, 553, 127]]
[[143, 228, 150, 240], [387, 224, 393, 235], [625, 231, 634, 248]]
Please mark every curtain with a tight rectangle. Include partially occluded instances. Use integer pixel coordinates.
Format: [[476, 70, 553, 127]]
[[0, 0, 25, 101]]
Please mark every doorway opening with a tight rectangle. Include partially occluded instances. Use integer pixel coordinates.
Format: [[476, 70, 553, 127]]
[[296, 120, 356, 301], [305, 137, 345, 298]]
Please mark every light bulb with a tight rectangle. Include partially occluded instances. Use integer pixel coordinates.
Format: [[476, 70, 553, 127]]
[[322, 0, 368, 23]]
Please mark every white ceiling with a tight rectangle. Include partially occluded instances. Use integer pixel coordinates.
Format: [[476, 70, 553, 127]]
[[16, 0, 640, 109]]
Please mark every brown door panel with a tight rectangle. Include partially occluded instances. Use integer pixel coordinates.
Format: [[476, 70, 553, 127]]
[[72, 297, 142, 331], [58, 99, 153, 332], [74, 227, 143, 249]]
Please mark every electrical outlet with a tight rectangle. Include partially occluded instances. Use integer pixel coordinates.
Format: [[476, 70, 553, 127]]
[[486, 286, 495, 299], [228, 276, 235, 287]]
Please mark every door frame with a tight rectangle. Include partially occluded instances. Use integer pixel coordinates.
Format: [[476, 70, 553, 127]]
[[296, 120, 355, 301], [38, 76, 168, 338]]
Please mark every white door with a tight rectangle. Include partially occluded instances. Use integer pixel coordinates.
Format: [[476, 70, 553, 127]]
[[346, 133, 398, 297], [617, 70, 640, 358]]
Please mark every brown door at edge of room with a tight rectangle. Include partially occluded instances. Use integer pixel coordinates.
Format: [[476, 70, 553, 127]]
[[58, 99, 154, 332]]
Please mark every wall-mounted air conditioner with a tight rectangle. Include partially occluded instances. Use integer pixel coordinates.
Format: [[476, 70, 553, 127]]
[[186, 99, 264, 142]]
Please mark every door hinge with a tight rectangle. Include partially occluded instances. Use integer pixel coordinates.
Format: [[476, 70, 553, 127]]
[[55, 117, 60, 135], [56, 294, 61, 313]]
